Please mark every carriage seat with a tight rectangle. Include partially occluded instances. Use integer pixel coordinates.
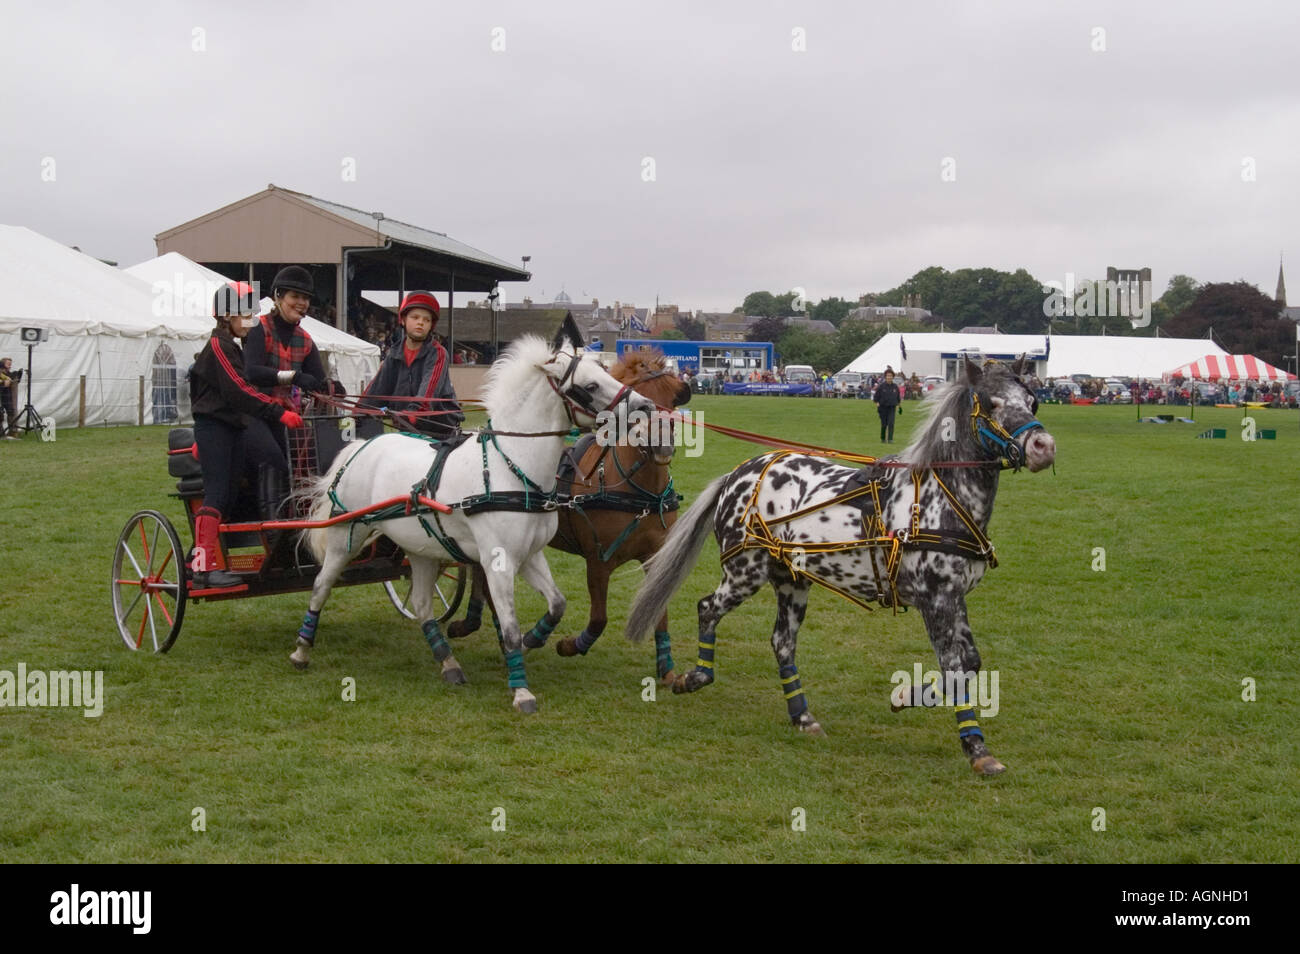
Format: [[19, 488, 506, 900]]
[[168, 428, 203, 495]]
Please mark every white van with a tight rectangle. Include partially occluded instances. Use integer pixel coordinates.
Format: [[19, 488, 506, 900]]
[[785, 364, 817, 384]]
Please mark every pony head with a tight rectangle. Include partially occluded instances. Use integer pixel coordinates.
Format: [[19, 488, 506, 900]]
[[905, 355, 1055, 472]]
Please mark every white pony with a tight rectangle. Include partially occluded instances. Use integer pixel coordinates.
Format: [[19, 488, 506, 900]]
[[292, 327, 656, 713]]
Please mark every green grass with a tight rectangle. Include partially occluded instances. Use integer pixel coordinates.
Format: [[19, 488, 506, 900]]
[[1, 399, 1298, 862]]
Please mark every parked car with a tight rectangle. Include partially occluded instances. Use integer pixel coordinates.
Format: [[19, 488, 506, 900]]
[[835, 372, 865, 397], [922, 375, 945, 393]]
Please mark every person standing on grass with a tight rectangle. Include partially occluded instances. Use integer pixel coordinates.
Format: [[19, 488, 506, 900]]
[[0, 357, 20, 438], [873, 367, 901, 443]]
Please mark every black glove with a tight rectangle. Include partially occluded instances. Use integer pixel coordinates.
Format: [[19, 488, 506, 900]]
[[294, 371, 324, 392], [897, 405, 902, 416]]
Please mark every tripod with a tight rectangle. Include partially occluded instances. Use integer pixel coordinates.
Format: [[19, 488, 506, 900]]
[[18, 343, 43, 434]]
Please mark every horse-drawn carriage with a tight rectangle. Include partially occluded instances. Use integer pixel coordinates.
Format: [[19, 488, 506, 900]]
[[110, 410, 467, 654]]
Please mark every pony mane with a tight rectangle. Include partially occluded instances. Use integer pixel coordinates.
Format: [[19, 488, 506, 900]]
[[481, 334, 557, 418], [900, 362, 1020, 468], [611, 347, 666, 380]]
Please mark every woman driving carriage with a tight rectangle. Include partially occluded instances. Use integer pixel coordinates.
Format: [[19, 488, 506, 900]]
[[188, 282, 304, 588], [241, 265, 330, 519]]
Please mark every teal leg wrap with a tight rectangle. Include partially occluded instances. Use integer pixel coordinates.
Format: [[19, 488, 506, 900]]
[[297, 609, 320, 646], [505, 649, 527, 689], [523, 612, 559, 649], [423, 619, 451, 662], [654, 630, 674, 679]]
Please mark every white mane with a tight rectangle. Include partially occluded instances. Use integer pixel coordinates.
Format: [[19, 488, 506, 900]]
[[480, 334, 563, 419]]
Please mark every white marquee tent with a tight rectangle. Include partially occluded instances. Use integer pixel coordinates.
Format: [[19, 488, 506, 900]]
[[124, 252, 381, 398], [839, 332, 1234, 382], [0, 226, 210, 429]]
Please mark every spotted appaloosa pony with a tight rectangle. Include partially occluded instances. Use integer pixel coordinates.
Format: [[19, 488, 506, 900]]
[[448, 349, 693, 680], [624, 356, 1056, 774]]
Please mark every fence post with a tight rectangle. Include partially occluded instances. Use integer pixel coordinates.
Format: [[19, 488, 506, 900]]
[[138, 376, 145, 426], [79, 375, 86, 428]]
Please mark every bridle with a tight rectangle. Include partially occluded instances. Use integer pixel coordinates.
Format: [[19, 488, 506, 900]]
[[546, 349, 635, 430], [969, 380, 1044, 471]]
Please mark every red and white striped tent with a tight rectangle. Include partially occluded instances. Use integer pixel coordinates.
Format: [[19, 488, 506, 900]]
[[1162, 354, 1296, 383]]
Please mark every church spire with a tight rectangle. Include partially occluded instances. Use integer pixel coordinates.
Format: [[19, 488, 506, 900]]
[[1277, 254, 1287, 305]]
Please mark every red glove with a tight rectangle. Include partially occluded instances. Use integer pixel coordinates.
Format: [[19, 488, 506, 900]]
[[281, 411, 304, 429]]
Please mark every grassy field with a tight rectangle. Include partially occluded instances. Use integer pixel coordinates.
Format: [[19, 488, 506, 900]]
[[1, 398, 1297, 863]]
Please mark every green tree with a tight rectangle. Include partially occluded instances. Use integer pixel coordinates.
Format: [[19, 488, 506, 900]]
[[1162, 281, 1290, 366], [1158, 275, 1200, 317], [741, 291, 778, 317], [655, 328, 686, 340], [811, 296, 852, 326], [776, 324, 833, 367]]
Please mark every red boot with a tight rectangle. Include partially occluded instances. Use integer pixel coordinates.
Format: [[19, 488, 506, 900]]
[[192, 507, 241, 588]]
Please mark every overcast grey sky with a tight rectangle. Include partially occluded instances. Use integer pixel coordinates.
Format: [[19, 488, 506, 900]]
[[3, 0, 1298, 313]]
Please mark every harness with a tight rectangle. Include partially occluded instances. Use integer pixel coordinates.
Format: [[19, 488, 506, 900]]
[[321, 350, 641, 562], [719, 385, 1043, 614]]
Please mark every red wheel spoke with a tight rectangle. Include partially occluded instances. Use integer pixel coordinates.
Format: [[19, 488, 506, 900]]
[[135, 605, 147, 648], [138, 520, 152, 565], [156, 550, 174, 576], [152, 592, 174, 626]]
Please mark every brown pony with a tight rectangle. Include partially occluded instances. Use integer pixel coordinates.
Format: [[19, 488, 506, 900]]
[[447, 349, 692, 681]]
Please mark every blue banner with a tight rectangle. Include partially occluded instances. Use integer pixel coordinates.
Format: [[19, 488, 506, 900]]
[[722, 382, 815, 395]]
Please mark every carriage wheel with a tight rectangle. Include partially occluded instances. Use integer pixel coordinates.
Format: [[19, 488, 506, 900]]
[[112, 510, 187, 653], [383, 563, 467, 625]]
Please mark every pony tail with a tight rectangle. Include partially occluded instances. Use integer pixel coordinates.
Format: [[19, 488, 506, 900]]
[[624, 474, 727, 642]]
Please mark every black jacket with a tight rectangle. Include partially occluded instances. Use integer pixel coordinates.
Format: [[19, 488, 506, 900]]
[[873, 381, 901, 409], [190, 328, 289, 428], [360, 337, 464, 438]]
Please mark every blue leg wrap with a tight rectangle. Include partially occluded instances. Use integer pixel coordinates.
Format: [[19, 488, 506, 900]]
[[423, 619, 451, 662], [573, 628, 596, 654], [654, 630, 674, 679], [523, 612, 559, 649], [297, 609, 321, 645], [780, 664, 808, 720], [505, 649, 527, 689], [951, 679, 983, 740]]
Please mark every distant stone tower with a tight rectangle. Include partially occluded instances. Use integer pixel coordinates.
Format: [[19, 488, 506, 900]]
[[1276, 256, 1287, 305]]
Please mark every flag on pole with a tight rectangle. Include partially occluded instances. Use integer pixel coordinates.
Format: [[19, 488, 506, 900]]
[[900, 336, 907, 360]]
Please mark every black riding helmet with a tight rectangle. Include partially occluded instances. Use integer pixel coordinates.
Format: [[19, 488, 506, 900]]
[[271, 265, 314, 298]]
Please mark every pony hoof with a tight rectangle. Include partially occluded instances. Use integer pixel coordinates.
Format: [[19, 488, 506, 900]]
[[522, 634, 546, 651], [971, 756, 1006, 776], [670, 673, 689, 694], [658, 669, 676, 687], [555, 638, 580, 657], [513, 697, 538, 714], [797, 720, 825, 736], [289, 650, 310, 670], [445, 621, 476, 640], [441, 666, 467, 685]]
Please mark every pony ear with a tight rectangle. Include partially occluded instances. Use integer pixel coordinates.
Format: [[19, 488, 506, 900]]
[[1011, 353, 1028, 376], [963, 355, 983, 385], [551, 311, 585, 351]]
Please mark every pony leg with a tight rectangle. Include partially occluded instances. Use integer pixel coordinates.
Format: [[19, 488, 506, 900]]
[[519, 550, 565, 651], [917, 594, 1004, 775], [409, 556, 467, 685], [673, 552, 766, 694], [289, 529, 353, 670], [770, 581, 822, 735], [556, 559, 611, 658], [446, 564, 486, 640], [480, 555, 536, 713]]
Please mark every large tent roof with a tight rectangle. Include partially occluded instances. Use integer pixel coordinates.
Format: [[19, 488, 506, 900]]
[[125, 252, 379, 360], [840, 332, 1233, 380], [1163, 354, 1296, 383], [0, 226, 205, 339]]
